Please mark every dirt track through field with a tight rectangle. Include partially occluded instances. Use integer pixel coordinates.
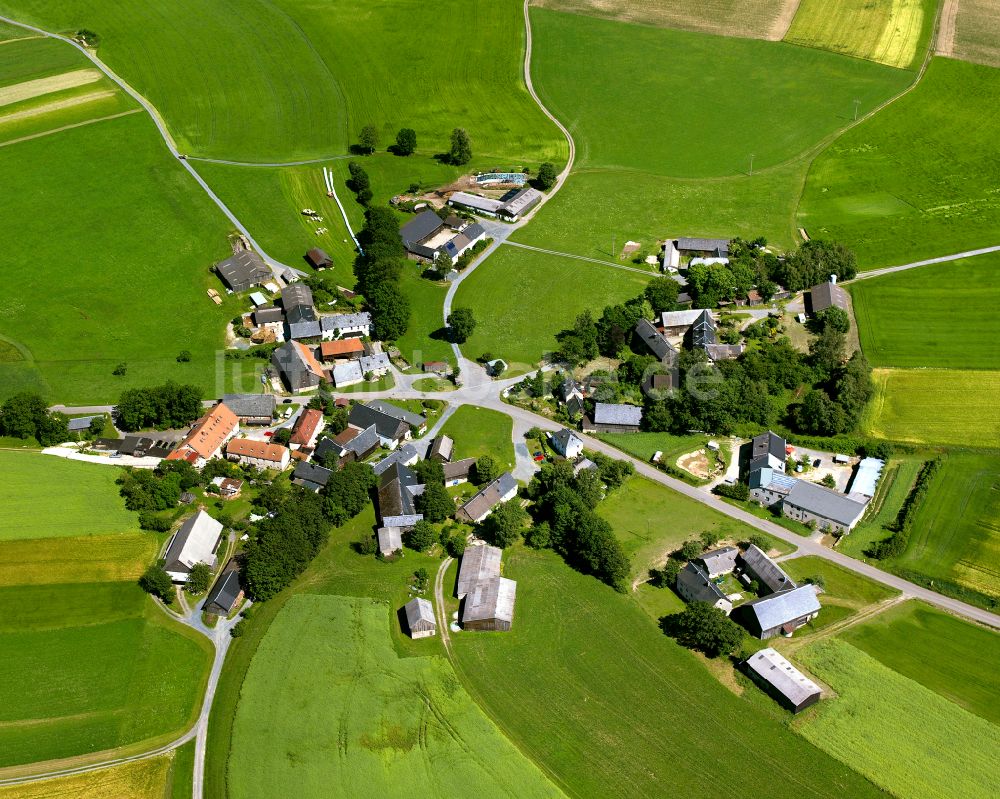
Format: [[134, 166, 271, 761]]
[[0, 68, 101, 107], [770, 0, 802, 40], [0, 108, 140, 148], [0, 90, 115, 126], [937, 0, 958, 56]]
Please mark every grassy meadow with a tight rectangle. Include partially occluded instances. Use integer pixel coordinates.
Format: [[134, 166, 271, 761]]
[[0, 534, 156, 586], [0, 755, 173, 799], [798, 57, 1000, 268], [837, 456, 922, 558], [393, 268, 453, 369], [0, 452, 139, 541], [782, 555, 898, 631], [456, 246, 649, 368], [795, 638, 1000, 799], [439, 405, 515, 471], [785, 0, 937, 69], [864, 368, 1000, 446], [850, 255, 1000, 369], [228, 594, 562, 799]]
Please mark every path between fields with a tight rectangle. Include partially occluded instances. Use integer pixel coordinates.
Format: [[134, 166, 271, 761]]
[[853, 244, 1000, 280]]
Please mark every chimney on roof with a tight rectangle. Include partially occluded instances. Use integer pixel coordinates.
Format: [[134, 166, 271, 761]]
[[829, 274, 837, 284]]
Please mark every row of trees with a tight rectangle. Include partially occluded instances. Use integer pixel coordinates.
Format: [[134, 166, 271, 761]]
[[0, 392, 70, 445], [116, 382, 202, 431], [868, 458, 941, 559], [354, 207, 411, 341], [356, 125, 471, 165]]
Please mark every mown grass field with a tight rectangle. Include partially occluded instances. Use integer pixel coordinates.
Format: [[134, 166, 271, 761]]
[[0, 755, 172, 799], [598, 431, 709, 465], [439, 405, 515, 472], [0, 452, 139, 541], [782, 555, 898, 631], [785, 0, 937, 68], [864, 368, 1000, 446], [949, 0, 1000, 68], [795, 638, 1000, 799], [0, 534, 155, 585], [456, 246, 649, 368], [228, 594, 562, 798], [531, 8, 913, 178], [850, 255, 1000, 369], [394, 268, 454, 369], [0, 0, 566, 163], [798, 57, 1000, 268], [451, 546, 884, 799], [840, 601, 1000, 724]]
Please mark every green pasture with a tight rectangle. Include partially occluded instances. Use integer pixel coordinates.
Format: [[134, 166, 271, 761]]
[[0, 36, 81, 84], [0, 110, 236, 403], [795, 638, 1000, 799], [0, 20, 27, 40], [785, 0, 937, 69], [531, 8, 913, 178], [169, 740, 195, 799], [228, 594, 561, 798], [850, 255, 1000, 369], [864, 368, 1000, 447], [0, 452, 139, 541], [456, 246, 649, 368], [451, 547, 884, 799], [0, 534, 156, 586], [439, 406, 515, 471], [394, 268, 453, 368], [798, 57, 1000, 268], [841, 600, 1000, 724], [782, 555, 898, 631]]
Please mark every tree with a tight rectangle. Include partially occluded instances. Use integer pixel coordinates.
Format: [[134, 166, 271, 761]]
[[347, 161, 371, 195], [679, 540, 703, 561], [524, 521, 551, 549], [473, 455, 499, 485], [809, 326, 846, 377], [88, 416, 106, 436], [186, 562, 211, 594], [535, 162, 557, 190], [700, 530, 720, 550], [358, 125, 379, 154], [356, 535, 378, 556], [660, 602, 744, 657], [395, 127, 416, 156], [447, 307, 477, 343], [479, 499, 528, 548], [404, 520, 437, 552], [574, 468, 603, 510], [449, 127, 472, 165], [176, 350, 192, 363], [795, 389, 847, 436], [820, 474, 836, 489], [644, 277, 680, 312], [555, 310, 599, 365], [115, 382, 203, 431], [367, 280, 410, 341], [817, 306, 850, 334], [415, 480, 453, 523], [139, 564, 174, 604], [113, 362, 128, 376], [272, 427, 292, 445]]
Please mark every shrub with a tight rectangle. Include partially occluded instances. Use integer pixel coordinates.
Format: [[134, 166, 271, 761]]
[[659, 602, 745, 658]]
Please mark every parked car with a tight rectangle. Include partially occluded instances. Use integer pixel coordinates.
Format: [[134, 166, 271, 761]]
[[813, 458, 821, 467], [533, 452, 545, 462]]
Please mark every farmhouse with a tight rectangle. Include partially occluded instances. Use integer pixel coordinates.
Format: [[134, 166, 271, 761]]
[[372, 443, 419, 476], [848, 457, 885, 500], [749, 467, 799, 505], [331, 361, 364, 387], [675, 237, 730, 258], [281, 283, 317, 326], [443, 457, 476, 486], [735, 585, 821, 639], [216, 250, 270, 293], [315, 424, 379, 466], [360, 352, 391, 377], [583, 402, 642, 434], [738, 544, 796, 595], [166, 403, 240, 467], [461, 576, 517, 632], [305, 247, 331, 269], [696, 546, 739, 578], [349, 401, 426, 448], [403, 597, 436, 638], [634, 318, 678, 366], [429, 435, 454, 462], [377, 526, 403, 557], [289, 408, 323, 451], [204, 561, 243, 616], [744, 648, 822, 713], [271, 340, 325, 392], [456, 544, 503, 598], [226, 438, 290, 470], [398, 209, 486, 264], [750, 430, 787, 473], [808, 278, 849, 314], [675, 562, 733, 614], [319, 338, 365, 361], [377, 461, 424, 529], [291, 461, 333, 492], [783, 480, 867, 533], [221, 393, 276, 425], [550, 428, 584, 459], [163, 510, 223, 583], [320, 312, 371, 340], [456, 472, 518, 524]]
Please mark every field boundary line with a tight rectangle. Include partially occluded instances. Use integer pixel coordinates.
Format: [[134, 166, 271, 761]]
[[852, 244, 1000, 280], [0, 107, 141, 149], [186, 154, 352, 168], [502, 240, 655, 276]]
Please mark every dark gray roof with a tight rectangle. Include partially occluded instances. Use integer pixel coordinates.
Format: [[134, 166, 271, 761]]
[[635, 318, 677, 362], [809, 281, 849, 313], [676, 562, 729, 604], [457, 544, 503, 597], [785, 481, 867, 527], [282, 283, 316, 324], [690, 310, 718, 348], [740, 544, 796, 594], [163, 511, 223, 575], [365, 400, 426, 429], [345, 424, 379, 457], [676, 237, 730, 256], [752, 431, 786, 463], [499, 187, 542, 218], [377, 462, 421, 520], [292, 461, 333, 491], [253, 306, 284, 325], [462, 576, 516, 624], [348, 404, 408, 443], [320, 312, 371, 332], [697, 546, 738, 576], [67, 415, 99, 431], [400, 210, 444, 249], [551, 428, 582, 455], [372, 443, 419, 476], [204, 563, 242, 615], [593, 403, 642, 427], [459, 472, 518, 522], [222, 394, 276, 419], [443, 457, 475, 480], [216, 250, 270, 290], [288, 320, 322, 339], [743, 585, 821, 632]]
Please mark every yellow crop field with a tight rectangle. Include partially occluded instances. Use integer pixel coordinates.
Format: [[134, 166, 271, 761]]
[[0, 534, 157, 587], [0, 756, 170, 799]]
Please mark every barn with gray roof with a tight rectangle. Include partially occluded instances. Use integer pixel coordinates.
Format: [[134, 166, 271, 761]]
[[744, 648, 822, 712], [734, 585, 821, 639]]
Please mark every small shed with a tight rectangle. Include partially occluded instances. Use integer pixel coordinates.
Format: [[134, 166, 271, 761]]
[[403, 597, 436, 639], [377, 526, 402, 557], [306, 248, 332, 269], [743, 648, 822, 713]]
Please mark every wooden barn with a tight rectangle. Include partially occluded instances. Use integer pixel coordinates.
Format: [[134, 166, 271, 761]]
[[403, 597, 436, 639], [461, 576, 516, 632]]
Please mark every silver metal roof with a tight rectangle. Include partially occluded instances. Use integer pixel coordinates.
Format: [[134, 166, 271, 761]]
[[785, 480, 867, 527], [457, 544, 502, 597], [462, 576, 516, 624], [745, 647, 821, 706], [593, 402, 642, 426], [743, 585, 821, 632]]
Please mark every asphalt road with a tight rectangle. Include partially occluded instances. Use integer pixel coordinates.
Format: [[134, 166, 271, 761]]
[[852, 244, 1000, 280]]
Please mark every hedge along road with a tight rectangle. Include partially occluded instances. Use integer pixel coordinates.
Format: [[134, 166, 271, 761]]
[[0, 13, 307, 280]]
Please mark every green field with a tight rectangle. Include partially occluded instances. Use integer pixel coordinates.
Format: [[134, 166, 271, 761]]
[[785, 0, 937, 69], [0, 534, 156, 586], [840, 601, 1000, 724], [849, 255, 1000, 369], [456, 246, 649, 368], [0, 452, 140, 541], [795, 638, 1000, 799], [782, 555, 898, 631], [598, 431, 708, 464], [439, 405, 515, 471], [837, 456, 922, 558], [0, 0, 566, 163], [798, 57, 1000, 268], [451, 546, 884, 798], [229, 594, 561, 798], [394, 268, 454, 368], [864, 368, 1000, 446]]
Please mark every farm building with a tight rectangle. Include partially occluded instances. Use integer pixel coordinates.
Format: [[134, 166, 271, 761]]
[[550, 428, 584, 459], [253, 306, 284, 327], [443, 457, 476, 487], [848, 457, 885, 500], [95, 435, 174, 459], [289, 408, 324, 451], [498, 187, 542, 220], [423, 361, 450, 375], [429, 435, 454, 462], [782, 480, 867, 533], [372, 444, 419, 476], [808, 278, 849, 314], [67, 415, 100, 432], [662, 240, 679, 270], [697, 546, 738, 578], [675, 237, 730, 258], [291, 461, 333, 492], [288, 319, 321, 340], [331, 361, 364, 387], [475, 171, 527, 186], [737, 544, 796, 595], [743, 648, 822, 713], [377, 461, 424, 529], [281, 283, 317, 326], [461, 576, 517, 632], [221, 393, 276, 425], [305, 247, 332, 269], [675, 562, 733, 614], [403, 598, 436, 638], [456, 472, 518, 524], [163, 510, 223, 583], [660, 309, 705, 335], [320, 311, 371, 340], [319, 338, 364, 361], [271, 340, 326, 392], [315, 424, 379, 466], [750, 430, 787, 473], [634, 318, 678, 366], [166, 403, 240, 467], [398, 209, 486, 264], [456, 544, 503, 598], [226, 438, 290, 470], [735, 585, 821, 639], [448, 188, 541, 221], [582, 402, 642, 434], [448, 192, 504, 218], [377, 526, 403, 557], [749, 467, 798, 505], [216, 250, 270, 293], [204, 561, 243, 616], [689, 309, 717, 349]]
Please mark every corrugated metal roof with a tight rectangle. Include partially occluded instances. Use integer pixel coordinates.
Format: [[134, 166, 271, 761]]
[[457, 544, 502, 597], [593, 403, 642, 427], [785, 481, 867, 527], [848, 457, 884, 498], [740, 544, 796, 594], [745, 648, 821, 707], [462, 576, 516, 624], [744, 585, 821, 632]]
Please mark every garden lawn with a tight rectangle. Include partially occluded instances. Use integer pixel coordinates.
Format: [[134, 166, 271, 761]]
[[841, 600, 1000, 724], [228, 594, 562, 799], [393, 268, 453, 368], [0, 452, 139, 541], [784, 0, 937, 69], [598, 431, 707, 464], [864, 368, 1000, 446], [456, 246, 649, 368], [531, 8, 913, 178], [451, 547, 884, 799], [0, 755, 172, 799], [795, 638, 1000, 799], [0, 110, 236, 404], [798, 57, 1000, 268], [439, 406, 515, 471], [849, 254, 1000, 369]]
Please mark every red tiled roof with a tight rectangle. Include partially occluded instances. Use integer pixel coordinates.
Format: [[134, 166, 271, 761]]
[[226, 438, 289, 463], [319, 339, 364, 359], [293, 341, 326, 377], [166, 403, 238, 461], [290, 409, 323, 445]]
